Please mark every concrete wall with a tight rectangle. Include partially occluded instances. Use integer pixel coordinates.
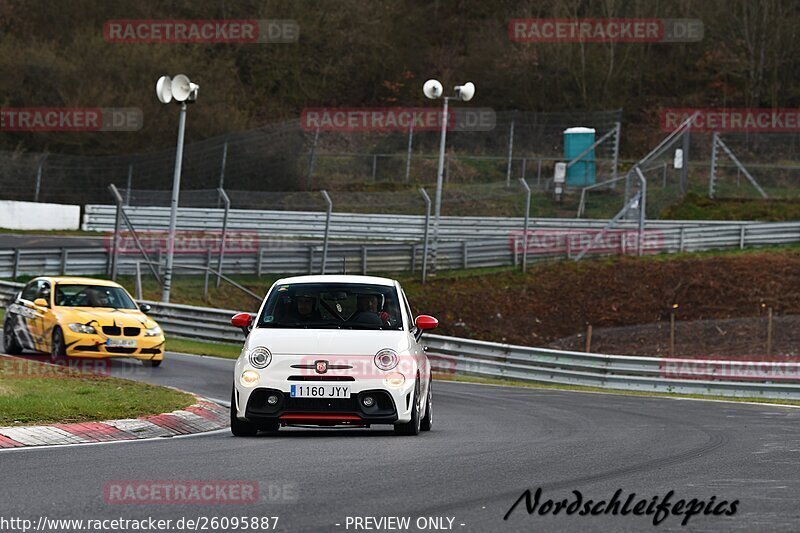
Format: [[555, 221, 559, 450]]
[[0, 200, 81, 230]]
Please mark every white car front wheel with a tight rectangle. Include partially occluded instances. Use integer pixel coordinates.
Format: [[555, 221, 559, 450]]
[[394, 378, 421, 436], [230, 386, 259, 437]]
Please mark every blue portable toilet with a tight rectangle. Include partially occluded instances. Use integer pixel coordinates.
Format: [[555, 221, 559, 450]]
[[563, 127, 596, 187]]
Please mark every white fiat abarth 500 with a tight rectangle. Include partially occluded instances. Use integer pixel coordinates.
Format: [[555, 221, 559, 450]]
[[229, 275, 439, 436]]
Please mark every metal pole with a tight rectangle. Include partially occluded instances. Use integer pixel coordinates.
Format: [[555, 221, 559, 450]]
[[135, 262, 143, 300], [537, 158, 542, 187], [585, 324, 593, 353], [125, 163, 133, 206], [611, 122, 620, 187], [419, 188, 432, 284], [34, 154, 47, 202], [505, 119, 515, 187], [161, 102, 188, 303], [361, 246, 368, 275], [204, 250, 212, 301], [109, 184, 123, 279], [680, 129, 690, 194], [431, 97, 449, 273], [60, 248, 68, 276], [306, 126, 320, 188], [12, 249, 19, 280], [219, 140, 228, 190], [405, 122, 414, 183], [216, 140, 228, 208], [216, 188, 230, 288], [716, 136, 768, 199], [709, 132, 719, 198], [320, 190, 332, 274], [635, 167, 647, 256], [670, 311, 676, 357], [108, 184, 161, 283], [767, 307, 773, 356], [519, 178, 531, 272]]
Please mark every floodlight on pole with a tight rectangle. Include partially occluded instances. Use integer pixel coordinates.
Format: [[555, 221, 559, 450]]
[[155, 74, 199, 303], [422, 78, 475, 274]]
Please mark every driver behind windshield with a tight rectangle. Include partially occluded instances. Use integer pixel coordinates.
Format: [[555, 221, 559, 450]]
[[85, 287, 111, 307], [350, 293, 390, 325], [287, 292, 322, 322]]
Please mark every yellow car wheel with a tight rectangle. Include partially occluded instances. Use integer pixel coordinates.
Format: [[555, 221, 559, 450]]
[[3, 319, 23, 355], [50, 327, 66, 363]]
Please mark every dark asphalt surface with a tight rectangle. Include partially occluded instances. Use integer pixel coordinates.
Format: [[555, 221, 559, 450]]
[[1, 349, 800, 532], [0, 233, 106, 249]]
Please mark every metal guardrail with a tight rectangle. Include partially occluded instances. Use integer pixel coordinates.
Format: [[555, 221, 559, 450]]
[[423, 334, 800, 401], [0, 239, 524, 279], [1, 290, 797, 400], [4, 220, 800, 279], [82, 204, 766, 241], [0, 281, 21, 307]]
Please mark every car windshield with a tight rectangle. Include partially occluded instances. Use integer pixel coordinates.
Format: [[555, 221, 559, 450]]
[[54, 284, 138, 309], [257, 282, 403, 331]]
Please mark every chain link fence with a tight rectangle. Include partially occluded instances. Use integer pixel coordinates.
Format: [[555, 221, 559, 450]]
[[0, 110, 622, 206], [6, 110, 800, 221]]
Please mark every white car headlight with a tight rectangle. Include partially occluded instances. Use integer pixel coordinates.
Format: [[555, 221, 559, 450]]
[[144, 326, 162, 337], [240, 370, 260, 387], [68, 323, 96, 334], [248, 347, 272, 369], [374, 349, 399, 371], [384, 372, 406, 388]]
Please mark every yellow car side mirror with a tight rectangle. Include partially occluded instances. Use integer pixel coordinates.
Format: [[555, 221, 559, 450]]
[[33, 298, 49, 308]]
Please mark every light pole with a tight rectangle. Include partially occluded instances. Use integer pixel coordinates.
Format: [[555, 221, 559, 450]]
[[155, 74, 200, 303], [422, 79, 475, 273]]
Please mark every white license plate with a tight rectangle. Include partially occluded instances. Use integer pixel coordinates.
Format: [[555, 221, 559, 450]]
[[106, 338, 137, 348], [290, 385, 350, 398]]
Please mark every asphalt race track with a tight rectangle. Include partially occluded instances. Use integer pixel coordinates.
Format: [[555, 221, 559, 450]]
[[1, 346, 800, 532]]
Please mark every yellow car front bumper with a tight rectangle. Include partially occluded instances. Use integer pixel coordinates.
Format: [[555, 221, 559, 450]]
[[63, 331, 165, 360]]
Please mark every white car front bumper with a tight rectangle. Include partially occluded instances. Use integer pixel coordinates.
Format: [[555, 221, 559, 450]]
[[233, 355, 417, 425]]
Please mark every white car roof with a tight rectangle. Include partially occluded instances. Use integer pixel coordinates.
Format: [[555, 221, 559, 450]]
[[274, 275, 397, 287]]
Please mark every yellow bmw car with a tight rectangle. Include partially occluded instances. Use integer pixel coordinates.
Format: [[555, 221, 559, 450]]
[[2, 276, 165, 366]]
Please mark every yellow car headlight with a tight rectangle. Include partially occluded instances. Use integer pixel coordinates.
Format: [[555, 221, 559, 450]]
[[144, 326, 162, 337], [68, 323, 97, 334]]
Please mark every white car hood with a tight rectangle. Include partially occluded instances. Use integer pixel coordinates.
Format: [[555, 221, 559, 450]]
[[246, 328, 411, 355]]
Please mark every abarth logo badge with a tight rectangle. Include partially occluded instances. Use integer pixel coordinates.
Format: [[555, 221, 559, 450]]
[[315, 360, 328, 374]]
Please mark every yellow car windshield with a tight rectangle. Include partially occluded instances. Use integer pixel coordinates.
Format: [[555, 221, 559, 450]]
[[54, 284, 138, 309]]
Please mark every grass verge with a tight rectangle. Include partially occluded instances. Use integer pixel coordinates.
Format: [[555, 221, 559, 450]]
[[0, 356, 195, 425], [167, 337, 242, 359], [433, 373, 800, 407]]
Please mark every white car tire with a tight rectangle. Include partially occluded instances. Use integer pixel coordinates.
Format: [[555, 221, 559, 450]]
[[394, 378, 421, 436], [230, 386, 259, 437]]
